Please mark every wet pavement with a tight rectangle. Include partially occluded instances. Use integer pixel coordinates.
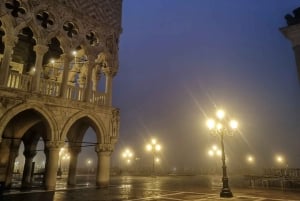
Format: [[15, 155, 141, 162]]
[[1, 175, 300, 200]]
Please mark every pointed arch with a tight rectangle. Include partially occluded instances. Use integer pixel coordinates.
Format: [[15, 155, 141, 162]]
[[61, 111, 106, 144], [0, 103, 59, 141]]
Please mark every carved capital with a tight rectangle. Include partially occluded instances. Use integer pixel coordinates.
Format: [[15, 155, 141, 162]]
[[102, 66, 117, 77], [23, 150, 37, 158], [97, 151, 112, 157], [95, 143, 113, 153], [34, 44, 49, 55], [3, 35, 18, 47], [45, 141, 64, 150]]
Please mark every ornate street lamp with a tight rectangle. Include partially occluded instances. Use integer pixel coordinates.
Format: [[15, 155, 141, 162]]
[[206, 109, 238, 198], [57, 148, 65, 177], [122, 149, 134, 173], [208, 145, 222, 174], [86, 159, 93, 184], [146, 138, 161, 176]]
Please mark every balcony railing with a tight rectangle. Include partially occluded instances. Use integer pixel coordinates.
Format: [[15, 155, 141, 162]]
[[40, 79, 61, 96], [7, 71, 32, 91], [5, 71, 107, 106], [91, 91, 106, 105], [65, 85, 85, 101]]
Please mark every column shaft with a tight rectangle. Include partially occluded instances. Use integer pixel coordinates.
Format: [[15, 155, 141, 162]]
[[67, 150, 80, 186], [44, 146, 60, 190], [105, 74, 113, 106], [21, 150, 36, 189], [0, 36, 16, 86], [96, 151, 111, 188], [60, 54, 72, 98], [5, 149, 18, 188], [31, 44, 49, 92], [84, 56, 96, 102]]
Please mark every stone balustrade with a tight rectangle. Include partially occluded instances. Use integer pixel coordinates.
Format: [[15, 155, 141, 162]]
[[5, 71, 107, 106]]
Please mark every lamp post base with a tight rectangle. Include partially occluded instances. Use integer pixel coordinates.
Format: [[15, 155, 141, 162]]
[[220, 188, 233, 198]]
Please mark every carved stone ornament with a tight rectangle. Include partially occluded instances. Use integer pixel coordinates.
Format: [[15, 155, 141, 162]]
[[29, 0, 41, 7], [95, 143, 113, 153]]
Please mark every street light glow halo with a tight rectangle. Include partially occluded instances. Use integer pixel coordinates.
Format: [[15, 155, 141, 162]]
[[229, 120, 238, 129], [216, 123, 223, 130], [216, 109, 225, 119], [155, 144, 161, 151], [247, 155, 254, 163], [276, 155, 284, 163], [146, 144, 152, 151], [207, 119, 215, 130]]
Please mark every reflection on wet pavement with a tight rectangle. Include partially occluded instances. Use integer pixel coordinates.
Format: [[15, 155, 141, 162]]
[[2, 175, 300, 201]]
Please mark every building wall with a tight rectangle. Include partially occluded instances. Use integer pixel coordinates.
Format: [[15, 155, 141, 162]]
[[0, 0, 122, 190]]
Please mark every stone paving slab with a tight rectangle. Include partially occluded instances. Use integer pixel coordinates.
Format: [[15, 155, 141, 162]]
[[2, 176, 300, 201]]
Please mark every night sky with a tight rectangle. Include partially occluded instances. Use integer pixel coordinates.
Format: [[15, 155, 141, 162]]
[[19, 1, 300, 172], [110, 0, 300, 171]]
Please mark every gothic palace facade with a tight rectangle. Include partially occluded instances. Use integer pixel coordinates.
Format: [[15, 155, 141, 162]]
[[0, 0, 122, 190]]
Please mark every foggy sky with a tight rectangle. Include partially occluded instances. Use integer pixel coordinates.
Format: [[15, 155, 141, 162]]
[[111, 0, 300, 171]]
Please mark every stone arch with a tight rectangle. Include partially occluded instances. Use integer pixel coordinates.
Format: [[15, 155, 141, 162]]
[[12, 26, 36, 73], [61, 111, 106, 144], [0, 103, 59, 141]]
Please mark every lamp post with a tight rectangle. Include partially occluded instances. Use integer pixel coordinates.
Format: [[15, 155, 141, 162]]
[[206, 109, 238, 198], [208, 145, 222, 174], [62, 153, 70, 172], [86, 159, 92, 184], [122, 149, 133, 174], [50, 59, 56, 80], [275, 155, 288, 176], [57, 148, 65, 177], [146, 138, 161, 176]]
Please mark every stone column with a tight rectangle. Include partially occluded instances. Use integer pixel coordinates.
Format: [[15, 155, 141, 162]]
[[60, 53, 72, 98], [102, 67, 117, 107], [0, 135, 12, 186], [95, 145, 112, 188], [67, 148, 81, 186], [84, 55, 97, 102], [4, 139, 20, 188], [21, 150, 36, 189], [31, 44, 49, 92], [44, 141, 61, 190], [281, 26, 300, 80], [0, 35, 18, 86]]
